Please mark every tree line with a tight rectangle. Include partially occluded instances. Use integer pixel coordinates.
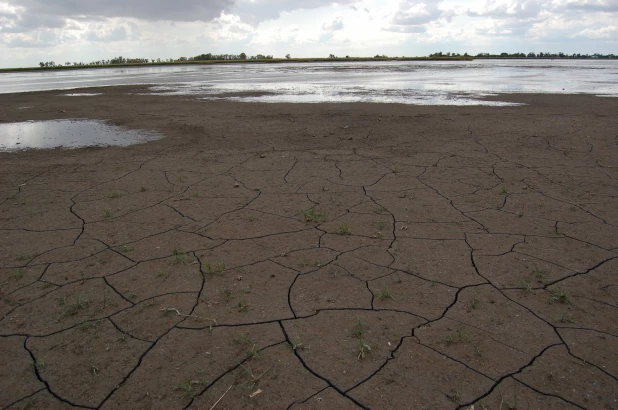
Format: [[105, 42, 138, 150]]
[[37, 53, 280, 68], [430, 51, 617, 59], [36, 51, 618, 69]]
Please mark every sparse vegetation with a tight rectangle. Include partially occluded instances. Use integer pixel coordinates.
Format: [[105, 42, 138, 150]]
[[89, 360, 99, 376], [171, 248, 188, 265], [302, 209, 327, 223], [224, 289, 233, 302], [549, 288, 570, 304], [352, 318, 371, 360], [237, 295, 249, 312], [521, 278, 533, 292], [59, 294, 91, 319], [375, 286, 395, 301], [446, 328, 469, 344], [336, 223, 352, 235]]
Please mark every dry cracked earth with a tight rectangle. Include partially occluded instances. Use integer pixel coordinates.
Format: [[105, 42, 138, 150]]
[[0, 88, 617, 409]]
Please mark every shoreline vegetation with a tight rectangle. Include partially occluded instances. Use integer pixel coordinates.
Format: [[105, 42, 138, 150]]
[[1, 52, 616, 73]]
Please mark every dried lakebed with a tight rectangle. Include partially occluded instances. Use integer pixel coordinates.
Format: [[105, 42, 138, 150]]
[[0, 87, 617, 409]]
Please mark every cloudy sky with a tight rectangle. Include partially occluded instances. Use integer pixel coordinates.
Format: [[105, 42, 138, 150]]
[[0, 0, 616, 68]]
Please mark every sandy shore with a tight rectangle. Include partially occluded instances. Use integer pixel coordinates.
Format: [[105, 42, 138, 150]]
[[1, 87, 617, 409]]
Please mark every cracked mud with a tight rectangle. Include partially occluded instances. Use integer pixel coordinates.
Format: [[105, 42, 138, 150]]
[[1, 87, 617, 409]]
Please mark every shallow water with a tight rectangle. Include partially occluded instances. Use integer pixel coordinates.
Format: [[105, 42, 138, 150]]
[[1, 60, 616, 105], [0, 119, 162, 151]]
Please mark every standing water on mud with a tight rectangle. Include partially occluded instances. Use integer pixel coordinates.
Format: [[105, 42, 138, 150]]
[[0, 119, 162, 151], [0, 60, 616, 105]]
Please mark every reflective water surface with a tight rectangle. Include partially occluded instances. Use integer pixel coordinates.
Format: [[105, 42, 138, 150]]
[[1, 60, 616, 105], [0, 120, 162, 151]]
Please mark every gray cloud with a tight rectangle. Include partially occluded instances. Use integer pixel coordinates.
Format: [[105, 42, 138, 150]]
[[2, 0, 362, 34], [83, 25, 136, 42], [0, 10, 66, 33], [562, 0, 618, 12], [10, 0, 234, 23], [392, 0, 445, 26], [323, 17, 344, 31], [385, 0, 448, 34], [235, 0, 360, 25], [2, 29, 61, 48]]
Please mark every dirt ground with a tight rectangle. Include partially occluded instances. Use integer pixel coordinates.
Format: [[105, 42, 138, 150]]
[[0, 87, 617, 410]]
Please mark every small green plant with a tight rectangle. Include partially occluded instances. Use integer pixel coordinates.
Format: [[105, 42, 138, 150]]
[[520, 278, 533, 292], [237, 296, 249, 312], [517, 211, 524, 218], [223, 289, 233, 302], [299, 258, 309, 268], [59, 294, 91, 319], [89, 360, 99, 376], [248, 215, 257, 222], [533, 266, 547, 282], [375, 286, 395, 301], [120, 243, 132, 252], [500, 187, 509, 195], [376, 221, 388, 230], [302, 209, 327, 223], [248, 344, 261, 360], [352, 318, 371, 360], [78, 320, 101, 331], [22, 396, 37, 409], [290, 341, 308, 351], [140, 186, 147, 192], [171, 248, 188, 265], [374, 205, 388, 214], [176, 380, 201, 400], [336, 224, 352, 235], [13, 269, 24, 281], [357, 337, 372, 360], [103, 209, 112, 218], [549, 288, 570, 304], [446, 328, 469, 344], [233, 334, 254, 345], [446, 389, 461, 403], [31, 357, 45, 371], [108, 192, 121, 199], [470, 297, 480, 309], [15, 254, 29, 262], [216, 261, 226, 273], [558, 313, 575, 323]]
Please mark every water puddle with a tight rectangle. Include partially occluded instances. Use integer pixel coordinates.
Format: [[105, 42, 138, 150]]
[[0, 119, 162, 151]]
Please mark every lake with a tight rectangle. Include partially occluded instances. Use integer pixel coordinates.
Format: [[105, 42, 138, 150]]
[[1, 59, 616, 105]]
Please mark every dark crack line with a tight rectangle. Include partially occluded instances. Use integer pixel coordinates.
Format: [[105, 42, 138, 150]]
[[23, 337, 97, 409], [278, 321, 370, 410]]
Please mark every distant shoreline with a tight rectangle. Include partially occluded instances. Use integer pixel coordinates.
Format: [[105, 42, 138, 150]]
[[2, 56, 470, 73]]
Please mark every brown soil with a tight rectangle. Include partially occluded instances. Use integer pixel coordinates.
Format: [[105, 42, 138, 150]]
[[1, 87, 617, 409]]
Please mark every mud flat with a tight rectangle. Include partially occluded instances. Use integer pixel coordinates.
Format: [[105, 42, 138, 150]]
[[1, 87, 617, 409]]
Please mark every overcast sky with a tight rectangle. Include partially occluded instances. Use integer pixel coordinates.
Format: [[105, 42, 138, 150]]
[[0, 0, 617, 68]]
